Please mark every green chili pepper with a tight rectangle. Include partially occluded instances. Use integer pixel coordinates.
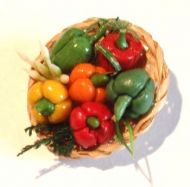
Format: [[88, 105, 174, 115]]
[[91, 74, 110, 87], [116, 28, 128, 49], [95, 44, 122, 72], [35, 98, 55, 116], [114, 95, 132, 121], [51, 24, 107, 73]]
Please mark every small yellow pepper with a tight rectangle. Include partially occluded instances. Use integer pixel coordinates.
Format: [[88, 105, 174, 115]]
[[28, 80, 72, 124]]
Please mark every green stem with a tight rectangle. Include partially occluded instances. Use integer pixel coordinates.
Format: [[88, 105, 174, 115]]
[[91, 73, 110, 87], [84, 18, 108, 33], [96, 44, 122, 72], [115, 121, 133, 155], [90, 24, 107, 44], [87, 116, 100, 129], [116, 29, 128, 50], [124, 120, 135, 156], [35, 98, 55, 116]]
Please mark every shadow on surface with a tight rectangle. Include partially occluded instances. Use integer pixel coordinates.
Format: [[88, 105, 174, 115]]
[[36, 70, 182, 176]]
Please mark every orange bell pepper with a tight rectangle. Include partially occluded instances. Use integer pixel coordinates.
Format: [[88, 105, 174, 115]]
[[69, 63, 107, 103]]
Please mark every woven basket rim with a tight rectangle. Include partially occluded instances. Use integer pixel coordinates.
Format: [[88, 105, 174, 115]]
[[27, 18, 169, 159]]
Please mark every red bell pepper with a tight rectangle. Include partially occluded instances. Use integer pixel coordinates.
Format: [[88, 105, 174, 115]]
[[97, 32, 146, 72], [70, 102, 115, 149]]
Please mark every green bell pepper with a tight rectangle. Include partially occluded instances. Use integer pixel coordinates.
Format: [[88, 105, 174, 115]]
[[106, 68, 155, 120], [50, 24, 107, 73], [50, 28, 84, 58], [114, 68, 149, 97], [106, 79, 118, 102]]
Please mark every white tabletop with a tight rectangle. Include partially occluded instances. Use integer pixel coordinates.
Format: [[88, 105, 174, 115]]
[[0, 0, 189, 187]]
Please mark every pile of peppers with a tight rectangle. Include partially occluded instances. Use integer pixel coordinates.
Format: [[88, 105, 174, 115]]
[[27, 18, 155, 155]]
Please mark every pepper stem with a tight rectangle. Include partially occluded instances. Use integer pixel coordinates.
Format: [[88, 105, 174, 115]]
[[87, 117, 100, 129], [91, 73, 110, 87], [89, 23, 107, 44], [35, 98, 55, 116], [116, 29, 128, 50]]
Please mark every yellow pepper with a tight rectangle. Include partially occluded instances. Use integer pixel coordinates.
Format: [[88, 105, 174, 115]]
[[28, 80, 72, 124]]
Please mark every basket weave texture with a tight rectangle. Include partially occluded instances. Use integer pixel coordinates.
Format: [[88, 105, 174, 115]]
[[28, 18, 169, 158]]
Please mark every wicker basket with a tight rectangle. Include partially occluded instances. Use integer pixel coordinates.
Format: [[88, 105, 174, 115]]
[[28, 18, 169, 159]]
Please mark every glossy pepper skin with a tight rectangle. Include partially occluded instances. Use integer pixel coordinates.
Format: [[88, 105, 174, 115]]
[[69, 63, 109, 103], [70, 102, 115, 149], [28, 80, 72, 124], [106, 68, 155, 120], [51, 24, 107, 73], [97, 32, 146, 72]]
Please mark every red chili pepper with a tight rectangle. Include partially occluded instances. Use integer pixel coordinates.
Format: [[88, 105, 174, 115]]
[[97, 32, 146, 71], [70, 102, 115, 149]]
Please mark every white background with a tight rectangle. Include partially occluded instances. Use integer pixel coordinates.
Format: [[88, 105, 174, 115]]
[[0, 0, 189, 187]]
